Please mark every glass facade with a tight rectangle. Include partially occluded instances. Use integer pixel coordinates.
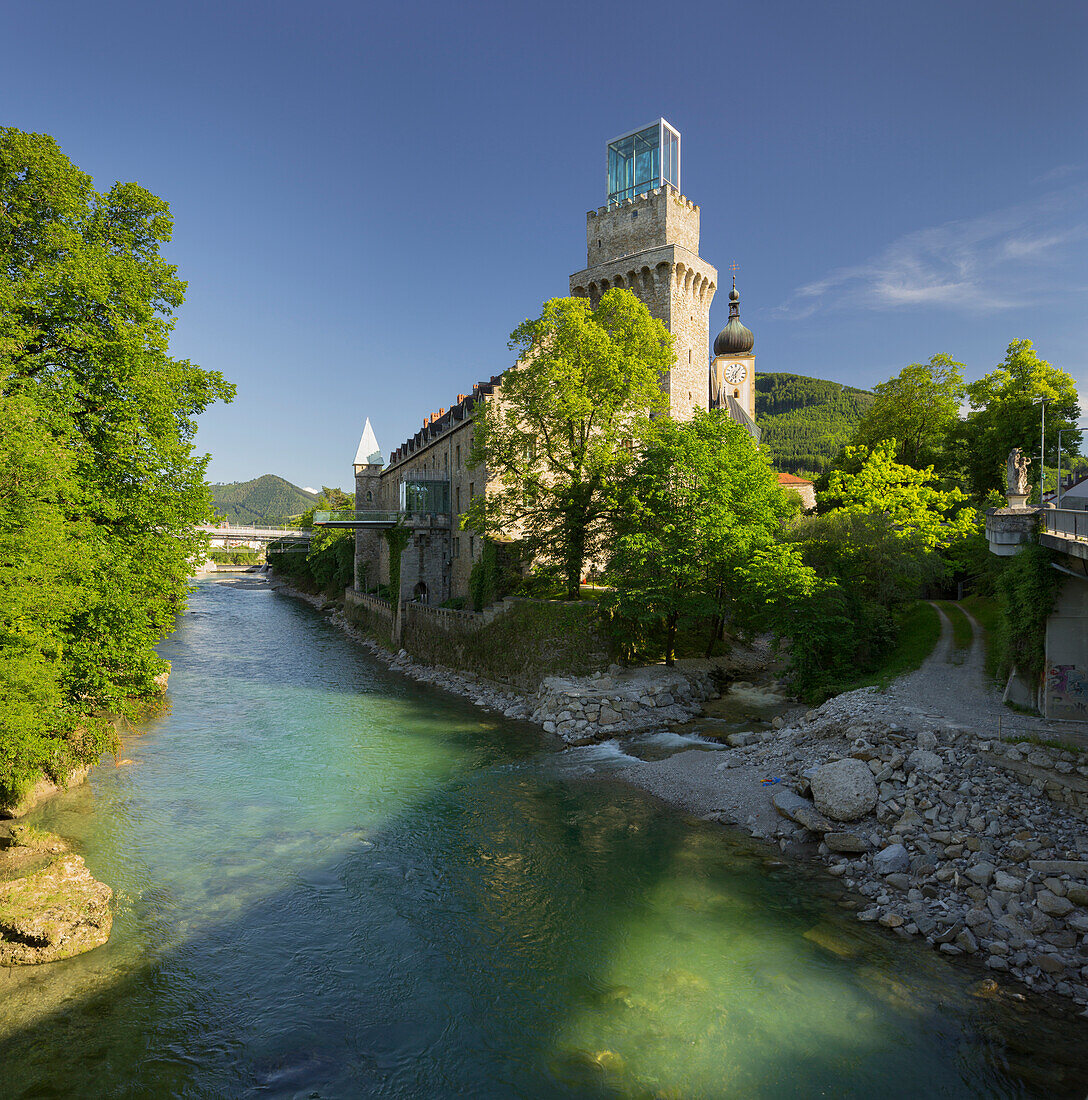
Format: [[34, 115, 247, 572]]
[[607, 119, 680, 206], [399, 477, 450, 514]]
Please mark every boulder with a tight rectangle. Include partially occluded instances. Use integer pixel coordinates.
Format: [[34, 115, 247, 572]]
[[0, 847, 112, 965], [1036, 890, 1074, 918], [770, 788, 833, 833], [993, 870, 1023, 893], [873, 843, 911, 875], [966, 862, 995, 887], [810, 758, 878, 822], [906, 749, 942, 774], [825, 831, 869, 854]]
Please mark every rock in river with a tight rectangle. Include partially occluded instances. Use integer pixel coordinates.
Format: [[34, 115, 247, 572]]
[[0, 828, 112, 965], [810, 758, 878, 822]]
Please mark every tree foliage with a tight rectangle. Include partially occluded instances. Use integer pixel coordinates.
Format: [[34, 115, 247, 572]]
[[0, 128, 233, 804], [607, 410, 816, 664], [782, 441, 977, 698], [212, 475, 318, 524], [466, 289, 671, 599], [755, 373, 875, 476], [848, 355, 965, 473], [959, 340, 1081, 498]]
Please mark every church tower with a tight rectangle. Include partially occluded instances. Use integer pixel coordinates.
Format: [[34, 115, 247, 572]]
[[710, 277, 759, 440], [569, 119, 717, 420]]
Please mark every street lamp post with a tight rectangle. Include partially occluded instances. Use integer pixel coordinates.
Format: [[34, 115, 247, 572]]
[[1033, 397, 1048, 503]]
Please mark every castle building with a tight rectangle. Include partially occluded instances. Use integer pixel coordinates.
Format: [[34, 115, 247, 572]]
[[570, 120, 717, 420], [343, 121, 759, 605]]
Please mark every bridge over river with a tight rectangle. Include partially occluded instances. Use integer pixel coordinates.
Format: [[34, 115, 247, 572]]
[[197, 522, 312, 544]]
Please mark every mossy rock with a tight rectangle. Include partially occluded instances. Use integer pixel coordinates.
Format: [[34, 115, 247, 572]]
[[0, 833, 112, 965]]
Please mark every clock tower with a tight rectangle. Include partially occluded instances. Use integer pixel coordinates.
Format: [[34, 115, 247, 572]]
[[710, 277, 758, 440]]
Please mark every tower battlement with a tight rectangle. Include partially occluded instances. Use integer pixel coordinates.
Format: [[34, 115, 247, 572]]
[[584, 186, 702, 267], [570, 126, 715, 421]]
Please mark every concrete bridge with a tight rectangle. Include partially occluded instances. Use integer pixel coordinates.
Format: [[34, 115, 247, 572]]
[[197, 523, 312, 544], [987, 505, 1088, 719]]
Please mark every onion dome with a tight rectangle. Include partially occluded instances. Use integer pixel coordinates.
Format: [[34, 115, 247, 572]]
[[713, 277, 754, 356]]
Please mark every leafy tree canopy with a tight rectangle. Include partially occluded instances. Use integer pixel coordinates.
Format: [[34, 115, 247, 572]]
[[0, 128, 233, 804], [821, 440, 976, 556], [607, 409, 816, 663], [959, 340, 1080, 498], [849, 354, 965, 472], [466, 289, 672, 599]]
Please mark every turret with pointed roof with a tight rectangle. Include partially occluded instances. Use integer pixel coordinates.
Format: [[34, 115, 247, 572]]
[[353, 418, 384, 469]]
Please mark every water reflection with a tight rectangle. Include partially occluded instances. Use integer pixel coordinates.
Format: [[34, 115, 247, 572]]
[[1, 577, 1085, 1098]]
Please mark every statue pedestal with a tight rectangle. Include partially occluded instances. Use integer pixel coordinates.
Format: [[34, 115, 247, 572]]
[[1006, 493, 1029, 509], [985, 504, 1039, 557]]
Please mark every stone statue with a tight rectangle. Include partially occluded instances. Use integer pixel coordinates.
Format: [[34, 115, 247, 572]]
[[1007, 447, 1031, 497]]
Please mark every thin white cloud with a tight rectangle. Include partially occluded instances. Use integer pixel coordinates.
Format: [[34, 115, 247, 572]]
[[777, 184, 1088, 319], [1035, 164, 1081, 184]]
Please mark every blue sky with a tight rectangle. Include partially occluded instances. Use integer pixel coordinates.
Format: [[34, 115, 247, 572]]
[[4, 0, 1086, 490]]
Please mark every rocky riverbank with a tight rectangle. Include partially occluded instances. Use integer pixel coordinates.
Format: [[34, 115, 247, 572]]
[[271, 579, 1088, 1011], [674, 687, 1088, 1012], [0, 825, 113, 965], [271, 577, 729, 737]]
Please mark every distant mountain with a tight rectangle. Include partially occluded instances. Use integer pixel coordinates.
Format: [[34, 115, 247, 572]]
[[755, 373, 875, 476], [211, 475, 320, 524]]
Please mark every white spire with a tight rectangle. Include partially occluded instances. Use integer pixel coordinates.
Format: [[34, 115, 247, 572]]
[[353, 418, 383, 466]]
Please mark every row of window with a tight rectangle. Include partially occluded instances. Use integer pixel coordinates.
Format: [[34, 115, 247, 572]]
[[414, 438, 469, 475]]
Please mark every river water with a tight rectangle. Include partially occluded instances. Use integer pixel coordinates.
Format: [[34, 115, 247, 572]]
[[3, 577, 1087, 1098]]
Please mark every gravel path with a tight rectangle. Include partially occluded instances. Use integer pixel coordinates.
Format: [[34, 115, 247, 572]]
[[885, 601, 1088, 745]]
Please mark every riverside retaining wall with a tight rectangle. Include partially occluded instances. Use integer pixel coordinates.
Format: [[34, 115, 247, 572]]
[[343, 591, 611, 693], [985, 739, 1088, 821]]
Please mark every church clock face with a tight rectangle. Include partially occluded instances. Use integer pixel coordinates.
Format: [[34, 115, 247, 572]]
[[724, 362, 748, 385]]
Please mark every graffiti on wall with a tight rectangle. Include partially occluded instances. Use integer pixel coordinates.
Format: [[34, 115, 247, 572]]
[[1047, 664, 1088, 715]]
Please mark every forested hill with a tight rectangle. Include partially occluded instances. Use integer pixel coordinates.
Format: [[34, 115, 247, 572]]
[[211, 475, 319, 524], [755, 373, 875, 476]]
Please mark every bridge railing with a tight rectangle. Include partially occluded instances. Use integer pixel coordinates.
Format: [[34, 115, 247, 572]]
[[198, 523, 310, 538], [314, 510, 402, 526], [1044, 508, 1088, 542]]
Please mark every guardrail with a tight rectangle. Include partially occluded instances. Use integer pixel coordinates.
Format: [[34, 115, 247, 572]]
[[1044, 508, 1088, 542], [313, 510, 401, 526]]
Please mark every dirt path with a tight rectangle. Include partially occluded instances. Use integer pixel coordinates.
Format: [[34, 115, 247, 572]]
[[884, 600, 1069, 741]]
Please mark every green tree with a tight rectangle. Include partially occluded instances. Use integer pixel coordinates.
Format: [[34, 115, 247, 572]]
[[782, 441, 978, 698], [849, 355, 965, 472], [296, 486, 354, 529], [958, 340, 1080, 498], [821, 440, 976, 557], [0, 129, 233, 801], [466, 289, 671, 599], [607, 410, 816, 664]]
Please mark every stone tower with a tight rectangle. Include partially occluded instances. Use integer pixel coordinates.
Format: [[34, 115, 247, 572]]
[[352, 418, 383, 592], [569, 119, 717, 420], [710, 277, 758, 438]]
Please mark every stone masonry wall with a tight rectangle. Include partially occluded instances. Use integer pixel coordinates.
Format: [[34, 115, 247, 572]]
[[985, 739, 1088, 821], [570, 187, 716, 422]]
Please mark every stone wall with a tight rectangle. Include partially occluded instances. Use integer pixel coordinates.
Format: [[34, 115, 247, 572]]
[[532, 667, 717, 742], [345, 594, 612, 693], [569, 187, 716, 422], [343, 590, 395, 647], [985, 739, 1088, 821]]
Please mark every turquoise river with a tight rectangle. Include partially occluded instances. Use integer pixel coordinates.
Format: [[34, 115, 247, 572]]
[[2, 576, 1087, 1098]]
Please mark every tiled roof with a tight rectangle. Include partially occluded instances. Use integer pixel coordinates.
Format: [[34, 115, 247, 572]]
[[777, 473, 813, 486]]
